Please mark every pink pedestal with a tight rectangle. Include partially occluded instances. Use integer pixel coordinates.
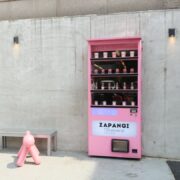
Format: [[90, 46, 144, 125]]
[[16, 131, 41, 167]]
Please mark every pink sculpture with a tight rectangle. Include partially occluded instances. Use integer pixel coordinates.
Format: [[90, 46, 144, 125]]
[[16, 131, 41, 167]]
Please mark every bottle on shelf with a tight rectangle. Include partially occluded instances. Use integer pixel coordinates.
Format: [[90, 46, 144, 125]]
[[112, 52, 116, 58], [108, 82, 111, 90], [122, 101, 126, 106], [91, 81, 95, 90], [94, 69, 98, 74], [113, 94, 123, 105], [112, 101, 116, 106], [130, 51, 135, 57], [115, 82, 119, 90], [123, 82, 127, 90], [103, 52, 108, 58], [108, 68, 112, 74], [130, 82, 134, 90], [94, 101, 98, 106], [102, 101, 107, 106], [121, 51, 126, 58], [101, 82, 105, 90], [115, 68, 120, 73], [94, 52, 99, 59], [131, 101, 135, 106], [123, 68, 127, 73], [99, 94, 105, 105], [130, 68, 134, 73], [101, 69, 105, 74]]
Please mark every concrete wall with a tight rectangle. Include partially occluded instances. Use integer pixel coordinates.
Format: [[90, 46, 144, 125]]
[[0, 0, 180, 20], [0, 9, 180, 159]]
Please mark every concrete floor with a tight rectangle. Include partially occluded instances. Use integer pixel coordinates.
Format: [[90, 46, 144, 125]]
[[0, 150, 175, 180]]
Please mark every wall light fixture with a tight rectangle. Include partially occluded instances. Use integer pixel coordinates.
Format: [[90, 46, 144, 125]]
[[168, 28, 175, 38], [13, 36, 19, 44]]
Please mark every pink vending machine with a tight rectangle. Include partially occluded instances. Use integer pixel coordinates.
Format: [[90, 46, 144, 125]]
[[88, 37, 142, 159]]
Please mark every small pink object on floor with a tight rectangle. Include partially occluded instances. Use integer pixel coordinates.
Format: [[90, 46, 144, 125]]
[[16, 131, 41, 167]]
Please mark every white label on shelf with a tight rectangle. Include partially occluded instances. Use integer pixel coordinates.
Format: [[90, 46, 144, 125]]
[[92, 121, 137, 137]]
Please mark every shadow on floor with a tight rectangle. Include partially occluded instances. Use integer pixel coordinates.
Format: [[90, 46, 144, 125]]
[[167, 161, 180, 180], [6, 154, 40, 169], [7, 155, 18, 169]]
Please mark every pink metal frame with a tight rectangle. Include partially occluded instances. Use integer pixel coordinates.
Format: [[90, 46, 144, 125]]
[[88, 37, 142, 159]]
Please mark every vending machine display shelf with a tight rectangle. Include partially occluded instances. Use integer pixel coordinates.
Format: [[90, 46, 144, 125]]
[[91, 105, 138, 108], [91, 57, 138, 61], [91, 73, 138, 77], [91, 90, 138, 93]]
